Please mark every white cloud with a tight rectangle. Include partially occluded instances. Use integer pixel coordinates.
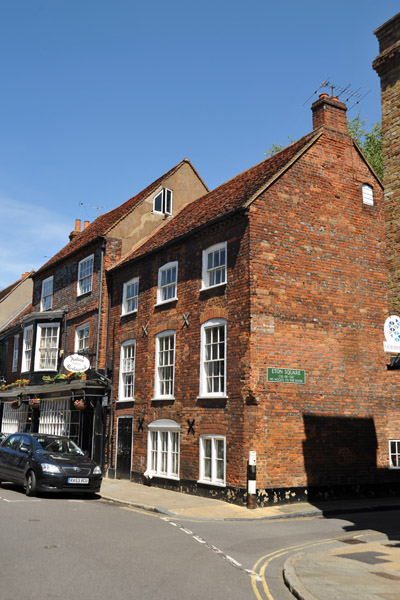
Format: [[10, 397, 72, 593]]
[[0, 194, 71, 289]]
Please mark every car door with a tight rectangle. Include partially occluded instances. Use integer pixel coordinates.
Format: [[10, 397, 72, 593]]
[[13, 434, 32, 483], [0, 434, 22, 482]]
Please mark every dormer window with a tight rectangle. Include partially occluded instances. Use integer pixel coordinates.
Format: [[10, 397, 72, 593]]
[[153, 188, 173, 216], [362, 184, 374, 206]]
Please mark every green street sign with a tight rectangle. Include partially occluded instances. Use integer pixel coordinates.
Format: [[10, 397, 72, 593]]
[[267, 367, 305, 384]]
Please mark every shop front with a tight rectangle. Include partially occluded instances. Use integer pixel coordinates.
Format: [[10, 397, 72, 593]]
[[0, 378, 109, 467]]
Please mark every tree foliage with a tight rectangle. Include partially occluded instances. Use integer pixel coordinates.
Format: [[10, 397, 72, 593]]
[[264, 113, 383, 181], [347, 114, 383, 180]]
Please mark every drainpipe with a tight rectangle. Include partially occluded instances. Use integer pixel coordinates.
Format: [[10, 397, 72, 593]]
[[95, 239, 106, 371], [104, 273, 113, 474]]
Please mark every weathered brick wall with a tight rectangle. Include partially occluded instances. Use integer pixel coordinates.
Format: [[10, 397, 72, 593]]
[[108, 217, 251, 485], [248, 126, 395, 491], [32, 241, 107, 368], [373, 13, 400, 313]]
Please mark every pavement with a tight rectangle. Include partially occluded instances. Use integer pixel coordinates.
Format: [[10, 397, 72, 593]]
[[100, 477, 400, 600]]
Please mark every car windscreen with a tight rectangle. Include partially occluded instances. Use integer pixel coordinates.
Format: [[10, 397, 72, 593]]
[[34, 437, 85, 456]]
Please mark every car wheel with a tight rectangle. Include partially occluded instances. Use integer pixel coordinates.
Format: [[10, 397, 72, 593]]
[[25, 471, 37, 497]]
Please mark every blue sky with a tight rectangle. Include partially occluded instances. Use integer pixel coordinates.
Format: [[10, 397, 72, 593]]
[[0, 0, 398, 289]]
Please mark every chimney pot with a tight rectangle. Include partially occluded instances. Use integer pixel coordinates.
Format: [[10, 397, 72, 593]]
[[69, 218, 82, 241], [83, 220, 89, 230]]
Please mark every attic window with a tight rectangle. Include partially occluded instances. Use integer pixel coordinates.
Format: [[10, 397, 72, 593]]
[[362, 184, 374, 206], [153, 188, 172, 216]]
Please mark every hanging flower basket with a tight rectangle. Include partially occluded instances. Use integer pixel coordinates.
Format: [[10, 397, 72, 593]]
[[10, 399, 21, 410], [74, 398, 86, 411], [29, 397, 41, 408]]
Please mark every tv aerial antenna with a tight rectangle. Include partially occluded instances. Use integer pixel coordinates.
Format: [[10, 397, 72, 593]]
[[303, 79, 371, 111], [79, 201, 110, 216]]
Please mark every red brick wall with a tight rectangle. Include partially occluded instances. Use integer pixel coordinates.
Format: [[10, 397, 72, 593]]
[[248, 128, 395, 490], [108, 217, 251, 484], [108, 120, 398, 498]]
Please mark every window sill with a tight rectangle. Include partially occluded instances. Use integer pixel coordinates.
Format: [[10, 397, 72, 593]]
[[151, 474, 179, 481], [117, 398, 134, 403], [154, 298, 177, 307], [200, 282, 226, 292], [151, 396, 175, 402], [197, 395, 227, 400], [197, 479, 226, 487], [120, 309, 137, 317]]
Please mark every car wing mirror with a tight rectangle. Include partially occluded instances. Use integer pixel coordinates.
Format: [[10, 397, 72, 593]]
[[20, 445, 31, 454]]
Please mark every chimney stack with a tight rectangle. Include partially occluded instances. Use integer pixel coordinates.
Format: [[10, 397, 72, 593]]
[[69, 218, 82, 241], [311, 93, 347, 134]]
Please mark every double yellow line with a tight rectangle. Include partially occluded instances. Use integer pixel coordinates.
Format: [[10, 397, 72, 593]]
[[250, 532, 379, 600]]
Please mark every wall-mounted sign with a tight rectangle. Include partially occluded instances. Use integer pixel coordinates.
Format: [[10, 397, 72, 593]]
[[383, 315, 400, 353], [63, 354, 90, 373], [267, 367, 305, 384]]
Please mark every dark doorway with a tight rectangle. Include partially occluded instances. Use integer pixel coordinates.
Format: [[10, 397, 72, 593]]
[[116, 416, 133, 479]]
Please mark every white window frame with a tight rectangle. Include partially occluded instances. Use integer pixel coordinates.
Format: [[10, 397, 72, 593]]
[[156, 262, 178, 305], [199, 435, 226, 486], [12, 334, 19, 372], [153, 330, 176, 400], [389, 440, 400, 469], [75, 322, 90, 354], [41, 276, 54, 311], [119, 340, 136, 402], [153, 188, 173, 216], [77, 254, 94, 296], [362, 183, 374, 206], [34, 322, 60, 372], [21, 325, 33, 373], [147, 419, 180, 479], [122, 277, 139, 315], [201, 242, 227, 290], [199, 318, 227, 398]]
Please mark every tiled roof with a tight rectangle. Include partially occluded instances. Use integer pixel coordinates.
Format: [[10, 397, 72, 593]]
[[35, 159, 204, 276], [113, 130, 320, 268], [0, 271, 34, 303]]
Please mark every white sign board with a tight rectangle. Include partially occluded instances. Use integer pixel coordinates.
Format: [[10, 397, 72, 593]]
[[383, 315, 400, 353], [63, 354, 90, 373]]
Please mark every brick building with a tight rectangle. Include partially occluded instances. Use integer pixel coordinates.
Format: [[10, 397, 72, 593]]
[[107, 95, 398, 505], [373, 11, 400, 491], [373, 12, 400, 313], [0, 160, 207, 465]]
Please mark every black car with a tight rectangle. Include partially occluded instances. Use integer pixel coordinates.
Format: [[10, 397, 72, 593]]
[[0, 433, 102, 497]]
